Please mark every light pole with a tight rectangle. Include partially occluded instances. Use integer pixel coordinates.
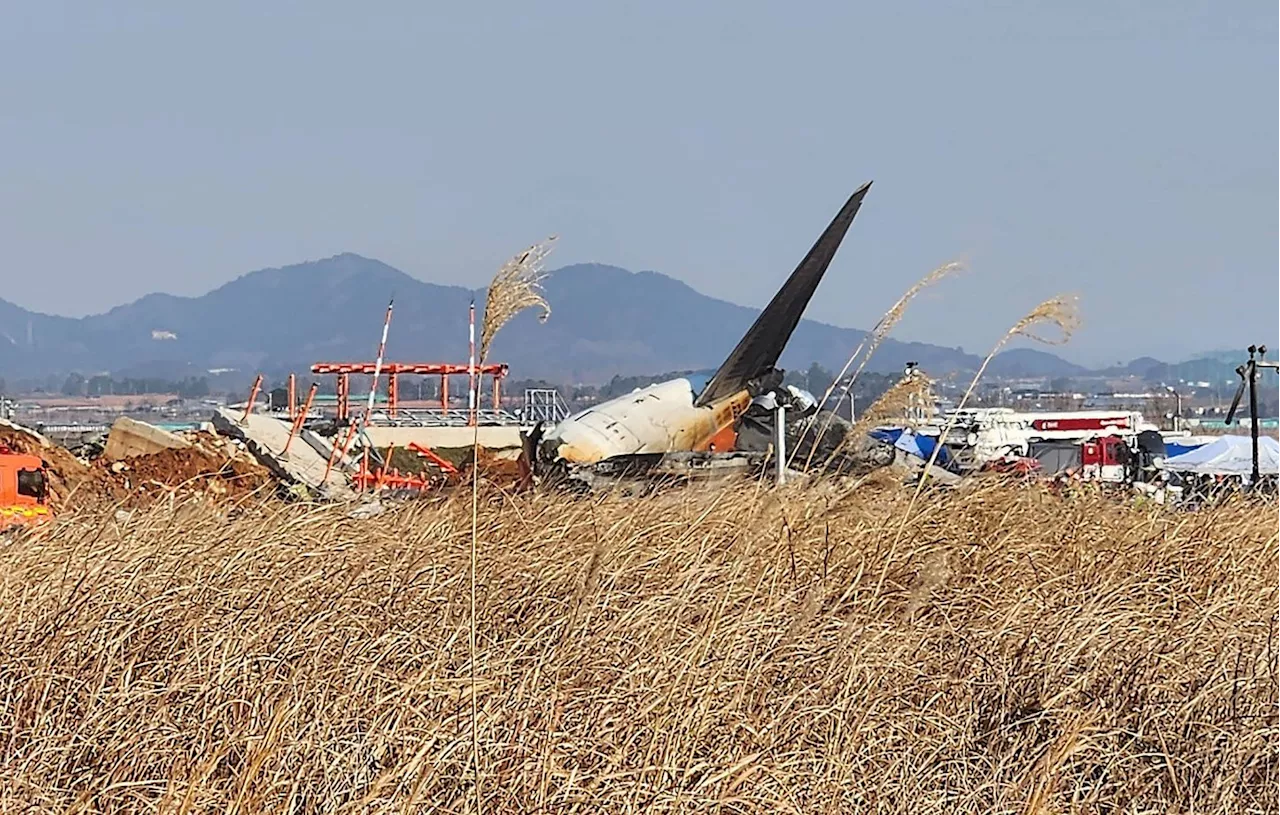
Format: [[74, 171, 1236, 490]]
[[1164, 385, 1181, 432], [775, 403, 787, 486], [1226, 344, 1276, 488]]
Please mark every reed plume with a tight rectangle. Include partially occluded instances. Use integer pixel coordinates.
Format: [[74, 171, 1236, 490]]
[[849, 371, 936, 436], [480, 237, 557, 363]]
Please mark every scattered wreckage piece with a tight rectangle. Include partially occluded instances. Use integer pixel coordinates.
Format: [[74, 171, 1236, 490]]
[[211, 408, 355, 499], [102, 416, 191, 461], [525, 181, 875, 483], [732, 387, 892, 474], [557, 451, 770, 493]]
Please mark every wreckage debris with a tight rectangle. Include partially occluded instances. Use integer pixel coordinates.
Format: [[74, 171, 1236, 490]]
[[353, 443, 530, 495], [211, 408, 356, 499], [102, 416, 191, 461], [96, 441, 273, 503], [533, 181, 877, 480]]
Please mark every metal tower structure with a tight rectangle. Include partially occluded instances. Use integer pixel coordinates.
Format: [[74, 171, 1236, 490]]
[[523, 389, 570, 424]]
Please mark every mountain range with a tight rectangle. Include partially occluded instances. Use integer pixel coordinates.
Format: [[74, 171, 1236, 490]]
[[0, 253, 1225, 385]]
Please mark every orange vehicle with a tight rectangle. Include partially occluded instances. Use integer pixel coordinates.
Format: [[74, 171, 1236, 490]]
[[0, 444, 53, 529]]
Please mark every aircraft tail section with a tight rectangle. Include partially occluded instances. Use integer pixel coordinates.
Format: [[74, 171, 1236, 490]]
[[695, 181, 872, 407]]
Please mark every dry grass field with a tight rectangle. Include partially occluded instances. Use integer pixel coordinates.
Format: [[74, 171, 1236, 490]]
[[1, 480, 1275, 813]]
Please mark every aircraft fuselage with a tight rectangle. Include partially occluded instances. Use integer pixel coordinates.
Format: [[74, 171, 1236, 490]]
[[532, 179, 872, 472], [539, 378, 751, 464]]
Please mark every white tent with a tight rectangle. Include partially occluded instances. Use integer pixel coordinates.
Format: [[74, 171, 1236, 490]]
[[1157, 435, 1280, 477]]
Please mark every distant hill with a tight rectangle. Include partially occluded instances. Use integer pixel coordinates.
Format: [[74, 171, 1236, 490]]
[[0, 254, 989, 382], [28, 253, 1246, 389], [984, 348, 1089, 379], [1096, 356, 1165, 377], [1137, 357, 1248, 386], [1091, 354, 1270, 386]]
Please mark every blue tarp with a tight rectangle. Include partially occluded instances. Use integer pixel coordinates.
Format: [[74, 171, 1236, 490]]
[[869, 427, 904, 445], [1163, 441, 1206, 459], [871, 426, 952, 468], [893, 429, 951, 467]]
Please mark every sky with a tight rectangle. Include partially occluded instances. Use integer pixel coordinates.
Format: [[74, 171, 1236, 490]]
[[1, 1, 1275, 366]]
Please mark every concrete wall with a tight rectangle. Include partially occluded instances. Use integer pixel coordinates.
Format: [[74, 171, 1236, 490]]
[[102, 417, 191, 461], [363, 425, 522, 451], [211, 409, 355, 498]]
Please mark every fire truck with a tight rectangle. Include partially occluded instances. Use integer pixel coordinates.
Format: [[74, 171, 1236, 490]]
[[0, 445, 53, 529], [1076, 435, 1134, 482]]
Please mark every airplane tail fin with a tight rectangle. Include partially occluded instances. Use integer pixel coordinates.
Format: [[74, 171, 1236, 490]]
[[695, 181, 872, 407]]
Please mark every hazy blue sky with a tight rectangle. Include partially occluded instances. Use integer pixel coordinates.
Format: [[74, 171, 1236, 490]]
[[2, 1, 1275, 364]]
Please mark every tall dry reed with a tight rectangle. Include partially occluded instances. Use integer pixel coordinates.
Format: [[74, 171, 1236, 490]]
[[1, 483, 1273, 813], [470, 235, 559, 810]]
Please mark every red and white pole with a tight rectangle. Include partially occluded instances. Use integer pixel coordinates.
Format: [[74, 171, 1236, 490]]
[[364, 299, 394, 427], [326, 299, 394, 483], [468, 300, 477, 427]]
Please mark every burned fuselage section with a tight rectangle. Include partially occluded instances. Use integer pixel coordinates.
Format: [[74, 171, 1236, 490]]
[[528, 378, 895, 489], [526, 180, 885, 488], [529, 371, 777, 487]]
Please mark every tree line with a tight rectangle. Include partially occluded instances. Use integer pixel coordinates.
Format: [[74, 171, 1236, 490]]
[[60, 373, 212, 399]]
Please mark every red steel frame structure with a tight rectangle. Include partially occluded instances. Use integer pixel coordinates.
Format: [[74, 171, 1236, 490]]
[[311, 362, 509, 423]]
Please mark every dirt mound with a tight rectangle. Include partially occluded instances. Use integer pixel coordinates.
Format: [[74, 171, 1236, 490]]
[[3, 421, 275, 509], [98, 439, 273, 504], [464, 446, 525, 481]]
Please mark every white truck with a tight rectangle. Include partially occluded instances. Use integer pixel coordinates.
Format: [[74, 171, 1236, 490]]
[[933, 408, 1159, 468]]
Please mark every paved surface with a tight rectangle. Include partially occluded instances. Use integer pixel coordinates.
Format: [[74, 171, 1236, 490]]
[[363, 425, 521, 451]]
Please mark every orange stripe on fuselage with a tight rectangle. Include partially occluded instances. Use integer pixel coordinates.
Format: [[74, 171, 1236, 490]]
[[690, 390, 752, 452]]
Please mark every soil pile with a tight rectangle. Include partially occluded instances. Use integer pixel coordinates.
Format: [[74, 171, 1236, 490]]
[[381, 444, 528, 491], [98, 433, 272, 504], [3, 420, 273, 508]]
